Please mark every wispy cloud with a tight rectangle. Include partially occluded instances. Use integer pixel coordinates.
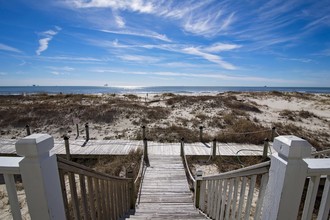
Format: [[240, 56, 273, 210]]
[[38, 55, 105, 63], [66, 1, 233, 38], [47, 66, 75, 71], [51, 71, 62, 75], [0, 43, 22, 53], [0, 72, 7, 76], [71, 0, 155, 13], [36, 26, 61, 55], [279, 57, 312, 63], [99, 29, 171, 42], [117, 54, 160, 63], [182, 47, 237, 70], [203, 43, 242, 53]]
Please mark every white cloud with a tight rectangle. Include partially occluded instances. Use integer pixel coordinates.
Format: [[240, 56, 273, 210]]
[[117, 54, 160, 63], [72, 0, 155, 13], [47, 66, 75, 71], [51, 71, 62, 75], [203, 43, 241, 53], [0, 72, 7, 76], [279, 57, 312, 63], [182, 47, 237, 70], [0, 43, 22, 53], [100, 29, 171, 42], [36, 26, 61, 55], [183, 10, 234, 37]]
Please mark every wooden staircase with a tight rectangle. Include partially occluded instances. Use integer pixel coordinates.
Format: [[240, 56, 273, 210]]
[[127, 155, 208, 219]]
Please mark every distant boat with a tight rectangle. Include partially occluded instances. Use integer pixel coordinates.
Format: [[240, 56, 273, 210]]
[[104, 84, 108, 87]]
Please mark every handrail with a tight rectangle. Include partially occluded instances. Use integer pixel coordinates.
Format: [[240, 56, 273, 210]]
[[57, 156, 134, 220], [0, 156, 23, 220], [181, 140, 196, 185], [183, 148, 196, 184], [202, 161, 270, 180], [134, 149, 145, 184], [311, 148, 330, 157], [57, 156, 131, 181]]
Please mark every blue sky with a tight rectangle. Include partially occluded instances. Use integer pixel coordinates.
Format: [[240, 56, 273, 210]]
[[0, 0, 329, 87]]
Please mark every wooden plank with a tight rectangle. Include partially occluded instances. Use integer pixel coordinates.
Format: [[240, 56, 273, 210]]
[[87, 176, 96, 220], [237, 177, 247, 220], [231, 177, 240, 220], [225, 178, 235, 220], [219, 179, 228, 220], [79, 174, 89, 220], [244, 175, 257, 220], [302, 175, 321, 220]]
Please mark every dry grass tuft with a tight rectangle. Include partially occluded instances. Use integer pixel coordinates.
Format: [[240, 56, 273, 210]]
[[216, 118, 269, 145], [74, 148, 142, 178]]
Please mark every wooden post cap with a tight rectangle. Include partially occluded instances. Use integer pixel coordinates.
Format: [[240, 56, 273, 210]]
[[273, 135, 312, 159], [16, 134, 53, 157]]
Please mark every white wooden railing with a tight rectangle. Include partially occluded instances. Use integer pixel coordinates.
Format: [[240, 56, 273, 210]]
[[194, 161, 270, 219], [0, 157, 23, 220], [195, 135, 330, 220]]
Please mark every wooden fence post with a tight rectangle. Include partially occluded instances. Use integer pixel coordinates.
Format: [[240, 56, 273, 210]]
[[15, 134, 66, 220], [85, 123, 89, 140], [194, 170, 203, 208], [63, 135, 71, 160], [262, 138, 269, 160], [126, 170, 135, 209], [271, 127, 276, 141], [212, 138, 217, 159], [76, 124, 79, 138], [180, 137, 184, 157], [25, 125, 31, 136], [261, 135, 312, 220], [143, 138, 149, 165], [199, 126, 203, 142], [141, 125, 146, 140]]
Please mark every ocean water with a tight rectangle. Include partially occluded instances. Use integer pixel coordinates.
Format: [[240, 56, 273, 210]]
[[0, 86, 329, 95]]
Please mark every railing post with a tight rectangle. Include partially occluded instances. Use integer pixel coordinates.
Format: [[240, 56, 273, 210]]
[[143, 138, 149, 165], [76, 124, 79, 138], [141, 125, 146, 140], [26, 124, 31, 136], [261, 135, 312, 220], [63, 134, 71, 160], [199, 126, 203, 142], [15, 134, 66, 220], [271, 127, 276, 141], [126, 170, 135, 210], [194, 170, 203, 208], [180, 137, 184, 157], [263, 138, 269, 160], [212, 138, 217, 159], [85, 123, 89, 140]]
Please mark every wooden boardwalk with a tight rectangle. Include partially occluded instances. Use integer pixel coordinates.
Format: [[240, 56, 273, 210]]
[[0, 138, 272, 157], [128, 155, 208, 219]]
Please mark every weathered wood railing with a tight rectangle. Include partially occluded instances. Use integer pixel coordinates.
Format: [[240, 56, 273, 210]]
[[57, 157, 134, 220], [180, 138, 196, 187], [194, 161, 270, 219], [312, 148, 330, 158]]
